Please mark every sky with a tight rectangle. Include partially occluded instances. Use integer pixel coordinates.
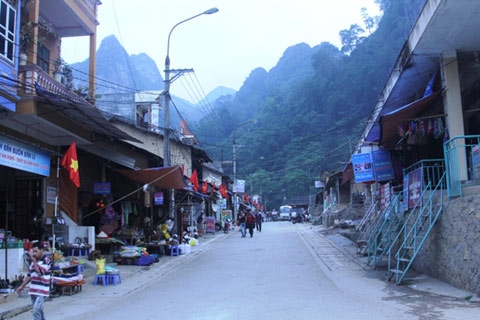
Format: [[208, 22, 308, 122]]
[[62, 0, 380, 102]]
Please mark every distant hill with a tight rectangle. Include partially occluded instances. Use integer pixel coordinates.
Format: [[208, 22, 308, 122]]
[[70, 35, 234, 124], [71, 35, 164, 94]]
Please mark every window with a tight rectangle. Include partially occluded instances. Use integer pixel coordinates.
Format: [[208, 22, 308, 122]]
[[0, 0, 16, 62], [37, 43, 49, 73]]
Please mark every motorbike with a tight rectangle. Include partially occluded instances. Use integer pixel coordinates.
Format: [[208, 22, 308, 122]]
[[291, 214, 303, 224], [223, 219, 231, 233]]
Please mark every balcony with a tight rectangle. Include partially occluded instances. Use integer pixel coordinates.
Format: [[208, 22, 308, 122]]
[[40, 0, 100, 37], [18, 64, 85, 105]]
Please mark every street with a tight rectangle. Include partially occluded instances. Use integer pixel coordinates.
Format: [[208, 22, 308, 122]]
[[11, 222, 478, 319]]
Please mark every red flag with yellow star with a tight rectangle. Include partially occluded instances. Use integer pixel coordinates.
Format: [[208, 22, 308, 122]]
[[190, 169, 199, 192], [61, 142, 80, 188]]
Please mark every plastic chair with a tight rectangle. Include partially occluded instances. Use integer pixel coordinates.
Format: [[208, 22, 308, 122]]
[[70, 247, 90, 257], [106, 274, 121, 285], [170, 245, 180, 256], [93, 274, 107, 286]]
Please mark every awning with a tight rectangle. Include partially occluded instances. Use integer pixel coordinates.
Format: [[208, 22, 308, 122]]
[[342, 162, 354, 185], [79, 144, 136, 169], [35, 83, 140, 143], [182, 185, 210, 198], [379, 91, 441, 148], [117, 166, 187, 189]]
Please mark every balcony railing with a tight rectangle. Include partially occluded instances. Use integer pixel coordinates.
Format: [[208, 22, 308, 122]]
[[80, 0, 99, 18], [18, 64, 86, 105], [443, 135, 480, 198]]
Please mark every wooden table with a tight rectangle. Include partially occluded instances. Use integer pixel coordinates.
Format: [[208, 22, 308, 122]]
[[95, 238, 124, 255]]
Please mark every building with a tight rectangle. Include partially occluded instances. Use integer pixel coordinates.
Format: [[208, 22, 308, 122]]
[[350, 0, 480, 291]]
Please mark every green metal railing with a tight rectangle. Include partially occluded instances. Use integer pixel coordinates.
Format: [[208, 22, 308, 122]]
[[366, 193, 402, 268], [403, 159, 446, 189], [444, 135, 480, 198], [387, 172, 445, 284]]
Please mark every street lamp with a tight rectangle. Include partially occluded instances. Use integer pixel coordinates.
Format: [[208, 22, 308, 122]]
[[164, 7, 219, 166], [163, 8, 218, 223], [232, 119, 256, 221]]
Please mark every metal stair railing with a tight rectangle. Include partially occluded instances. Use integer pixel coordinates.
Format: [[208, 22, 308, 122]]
[[356, 200, 378, 232], [387, 172, 446, 284], [370, 193, 403, 269], [366, 193, 401, 266], [355, 200, 378, 254]]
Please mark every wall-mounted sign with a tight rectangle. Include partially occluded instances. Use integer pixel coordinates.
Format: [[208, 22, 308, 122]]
[[372, 150, 394, 182], [47, 185, 57, 204], [0, 136, 50, 176], [234, 179, 245, 193], [154, 192, 164, 205], [315, 181, 325, 188], [352, 153, 374, 182], [93, 182, 111, 194], [217, 199, 227, 209]]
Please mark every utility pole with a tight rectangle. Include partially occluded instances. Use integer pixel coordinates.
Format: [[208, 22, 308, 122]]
[[163, 8, 219, 222]]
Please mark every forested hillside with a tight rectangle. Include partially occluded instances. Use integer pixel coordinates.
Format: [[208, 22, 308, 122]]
[[191, 0, 426, 208]]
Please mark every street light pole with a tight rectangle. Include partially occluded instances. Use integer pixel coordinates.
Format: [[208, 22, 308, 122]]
[[163, 8, 218, 223], [232, 119, 256, 222], [164, 7, 219, 167]]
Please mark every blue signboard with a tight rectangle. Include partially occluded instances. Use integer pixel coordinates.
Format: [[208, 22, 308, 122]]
[[154, 192, 164, 205], [94, 182, 111, 194], [352, 153, 375, 182], [372, 150, 394, 182], [0, 136, 50, 176]]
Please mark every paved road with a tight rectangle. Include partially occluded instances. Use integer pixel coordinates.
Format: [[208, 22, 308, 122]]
[[11, 222, 478, 319]]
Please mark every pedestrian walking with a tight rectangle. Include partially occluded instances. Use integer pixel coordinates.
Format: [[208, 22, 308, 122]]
[[271, 209, 278, 222], [255, 211, 263, 232], [246, 209, 255, 237], [237, 212, 246, 237], [16, 242, 51, 320]]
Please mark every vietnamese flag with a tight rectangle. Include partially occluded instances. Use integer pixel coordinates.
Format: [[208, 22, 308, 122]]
[[190, 169, 199, 192], [202, 179, 208, 194], [61, 141, 80, 188]]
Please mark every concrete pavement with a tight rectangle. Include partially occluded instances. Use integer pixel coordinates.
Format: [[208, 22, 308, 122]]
[[1, 223, 478, 319], [0, 232, 224, 319]]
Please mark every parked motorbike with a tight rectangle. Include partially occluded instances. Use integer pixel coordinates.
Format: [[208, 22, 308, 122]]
[[223, 219, 231, 233]]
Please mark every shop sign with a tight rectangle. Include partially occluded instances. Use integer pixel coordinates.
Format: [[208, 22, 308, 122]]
[[47, 184, 57, 204], [93, 182, 111, 194], [402, 175, 409, 211], [315, 181, 325, 188], [205, 216, 216, 233], [380, 182, 391, 211], [221, 210, 232, 221], [472, 145, 480, 181], [217, 199, 227, 209], [234, 179, 245, 193], [407, 168, 423, 209], [472, 145, 480, 166], [0, 136, 50, 176], [372, 150, 394, 182], [154, 192, 164, 205], [352, 153, 374, 182]]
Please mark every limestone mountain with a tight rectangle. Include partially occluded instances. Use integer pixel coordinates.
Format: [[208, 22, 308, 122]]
[[71, 35, 164, 94]]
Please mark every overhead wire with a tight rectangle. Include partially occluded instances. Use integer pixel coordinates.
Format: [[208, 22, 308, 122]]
[[110, 0, 139, 91]]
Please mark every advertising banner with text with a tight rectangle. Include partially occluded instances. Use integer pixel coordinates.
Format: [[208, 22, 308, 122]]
[[0, 136, 50, 176], [352, 153, 374, 182]]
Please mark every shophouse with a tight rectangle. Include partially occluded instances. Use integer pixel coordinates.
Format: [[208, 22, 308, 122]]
[[350, 0, 480, 292]]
